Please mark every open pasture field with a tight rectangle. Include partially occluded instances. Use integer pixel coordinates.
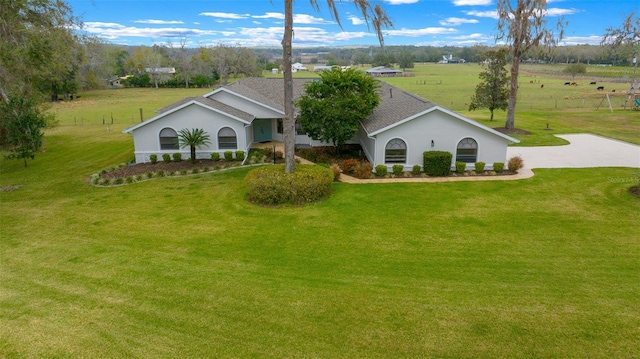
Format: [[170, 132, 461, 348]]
[[1, 65, 639, 357]]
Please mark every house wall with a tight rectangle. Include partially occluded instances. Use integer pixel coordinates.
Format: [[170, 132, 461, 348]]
[[210, 92, 282, 119], [130, 104, 247, 163], [357, 125, 376, 164], [371, 111, 510, 171]]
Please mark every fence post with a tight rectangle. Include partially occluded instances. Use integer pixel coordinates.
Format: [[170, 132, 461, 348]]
[[139, 108, 143, 122]]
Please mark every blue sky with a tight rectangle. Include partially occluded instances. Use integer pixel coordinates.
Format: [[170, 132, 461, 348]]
[[68, 0, 638, 48]]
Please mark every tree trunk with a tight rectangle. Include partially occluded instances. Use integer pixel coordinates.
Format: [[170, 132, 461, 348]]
[[190, 146, 196, 164], [282, 0, 295, 173], [506, 55, 520, 130], [490, 108, 494, 121]]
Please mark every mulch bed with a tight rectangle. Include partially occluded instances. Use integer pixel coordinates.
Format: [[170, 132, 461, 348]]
[[99, 159, 242, 180]]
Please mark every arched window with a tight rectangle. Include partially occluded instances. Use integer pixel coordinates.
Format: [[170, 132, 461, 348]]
[[385, 138, 407, 163], [159, 128, 179, 150], [456, 138, 478, 163], [218, 127, 237, 149]]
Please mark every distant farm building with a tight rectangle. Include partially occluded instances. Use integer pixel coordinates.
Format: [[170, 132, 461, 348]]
[[438, 54, 466, 64], [365, 66, 404, 77], [291, 62, 308, 72], [313, 65, 334, 72]]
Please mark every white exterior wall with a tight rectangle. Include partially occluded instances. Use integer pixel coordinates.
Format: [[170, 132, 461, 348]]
[[130, 104, 247, 163], [210, 92, 282, 118], [371, 111, 510, 171], [357, 125, 376, 164]]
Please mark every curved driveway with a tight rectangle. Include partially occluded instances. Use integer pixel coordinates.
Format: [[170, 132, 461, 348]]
[[507, 134, 640, 169]]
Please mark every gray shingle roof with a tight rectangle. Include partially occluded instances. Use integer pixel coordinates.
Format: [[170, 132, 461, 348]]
[[218, 78, 311, 113], [363, 81, 437, 134], [158, 96, 255, 123], [218, 78, 436, 135]]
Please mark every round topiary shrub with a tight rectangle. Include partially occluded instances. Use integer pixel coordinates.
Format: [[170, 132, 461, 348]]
[[424, 151, 453, 176], [245, 164, 333, 206]]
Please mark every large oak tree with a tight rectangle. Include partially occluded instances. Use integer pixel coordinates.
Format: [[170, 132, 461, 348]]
[[0, 0, 82, 166], [496, 0, 564, 130]]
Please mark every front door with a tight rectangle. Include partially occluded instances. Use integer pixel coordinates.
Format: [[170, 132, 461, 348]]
[[253, 119, 272, 142]]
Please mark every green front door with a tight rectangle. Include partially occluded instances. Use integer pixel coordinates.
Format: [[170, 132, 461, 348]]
[[253, 119, 272, 142]]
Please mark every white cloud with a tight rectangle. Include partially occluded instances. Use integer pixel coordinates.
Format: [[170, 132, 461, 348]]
[[83, 22, 217, 40], [253, 12, 284, 20], [384, 0, 419, 4], [199, 12, 249, 19], [561, 35, 602, 46], [453, 0, 492, 5], [385, 27, 458, 37], [293, 14, 335, 24], [545, 7, 580, 16], [349, 15, 365, 25], [135, 19, 184, 25], [465, 10, 499, 19], [439, 17, 479, 26]]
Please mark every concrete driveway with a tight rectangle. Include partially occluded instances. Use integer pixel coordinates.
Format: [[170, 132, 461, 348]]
[[507, 134, 640, 169]]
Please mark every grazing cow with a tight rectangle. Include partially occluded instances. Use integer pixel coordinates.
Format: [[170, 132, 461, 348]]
[[590, 81, 597, 85], [540, 84, 544, 88], [597, 86, 604, 91], [612, 89, 616, 92], [564, 82, 571, 85], [571, 82, 578, 86]]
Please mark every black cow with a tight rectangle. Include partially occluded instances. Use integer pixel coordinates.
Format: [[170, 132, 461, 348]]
[[590, 81, 597, 85], [597, 86, 604, 91], [564, 82, 571, 85]]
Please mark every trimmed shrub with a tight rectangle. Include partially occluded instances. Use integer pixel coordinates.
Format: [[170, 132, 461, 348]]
[[423, 151, 453, 176], [114, 178, 124, 185], [236, 150, 245, 161], [162, 153, 171, 163], [275, 151, 284, 160], [172, 153, 182, 162], [263, 147, 274, 159], [341, 158, 359, 174], [100, 178, 110, 186], [126, 176, 134, 184], [508, 156, 524, 172], [149, 154, 158, 164], [146, 172, 154, 178], [211, 152, 220, 161], [157, 170, 165, 177], [180, 169, 188, 175], [455, 161, 466, 173], [203, 167, 210, 172], [245, 164, 333, 206], [392, 164, 404, 176], [135, 175, 143, 181], [330, 163, 341, 181], [412, 165, 421, 176], [375, 164, 388, 177], [493, 162, 504, 173], [224, 151, 233, 161], [192, 168, 199, 174], [475, 161, 486, 172], [353, 161, 373, 179]]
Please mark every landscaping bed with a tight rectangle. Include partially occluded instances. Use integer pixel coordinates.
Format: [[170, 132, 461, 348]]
[[296, 144, 520, 180]]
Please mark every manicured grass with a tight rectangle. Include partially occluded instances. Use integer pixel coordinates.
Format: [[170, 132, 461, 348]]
[[1, 104, 640, 357]]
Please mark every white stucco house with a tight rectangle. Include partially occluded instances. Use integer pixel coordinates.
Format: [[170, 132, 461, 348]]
[[123, 77, 518, 170]]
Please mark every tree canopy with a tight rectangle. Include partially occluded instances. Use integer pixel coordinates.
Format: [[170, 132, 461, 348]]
[[178, 128, 211, 164], [496, 0, 565, 129], [281, 0, 391, 173], [0, 0, 82, 166], [468, 49, 510, 121], [296, 68, 380, 147]]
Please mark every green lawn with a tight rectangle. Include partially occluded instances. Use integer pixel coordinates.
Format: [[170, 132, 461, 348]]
[[1, 69, 639, 357]]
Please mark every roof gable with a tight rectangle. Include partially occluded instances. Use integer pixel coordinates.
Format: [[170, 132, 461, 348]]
[[123, 97, 253, 134]]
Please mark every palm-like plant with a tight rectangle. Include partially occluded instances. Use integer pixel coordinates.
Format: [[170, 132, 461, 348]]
[[178, 128, 211, 164]]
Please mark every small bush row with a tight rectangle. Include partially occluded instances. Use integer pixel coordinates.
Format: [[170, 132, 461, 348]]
[[147, 150, 247, 164]]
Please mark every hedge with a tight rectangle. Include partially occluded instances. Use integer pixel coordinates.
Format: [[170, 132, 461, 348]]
[[423, 151, 453, 176], [245, 164, 333, 206]]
